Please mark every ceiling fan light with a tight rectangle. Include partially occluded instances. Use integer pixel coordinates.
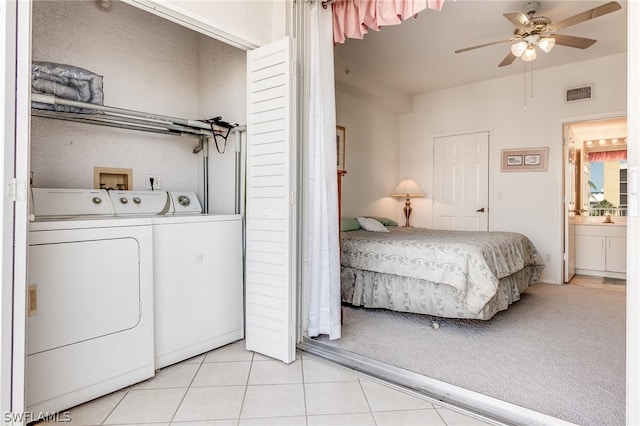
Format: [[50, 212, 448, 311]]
[[511, 41, 527, 57], [538, 37, 556, 53], [522, 46, 537, 62]]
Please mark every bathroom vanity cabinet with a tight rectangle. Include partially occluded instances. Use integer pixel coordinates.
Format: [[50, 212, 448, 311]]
[[575, 223, 627, 278]]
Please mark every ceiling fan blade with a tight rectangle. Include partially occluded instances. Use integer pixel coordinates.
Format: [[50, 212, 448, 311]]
[[551, 1, 621, 30], [503, 11, 532, 31], [498, 52, 517, 67], [455, 38, 516, 54], [552, 34, 597, 49]]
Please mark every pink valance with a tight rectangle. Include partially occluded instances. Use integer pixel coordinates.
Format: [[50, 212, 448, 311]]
[[589, 150, 627, 162], [332, 0, 446, 44]]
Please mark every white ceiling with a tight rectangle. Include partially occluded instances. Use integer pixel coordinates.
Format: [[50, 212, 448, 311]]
[[334, 1, 628, 96]]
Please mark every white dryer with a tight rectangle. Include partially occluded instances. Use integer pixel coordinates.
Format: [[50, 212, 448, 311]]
[[110, 190, 244, 369], [27, 188, 155, 414]]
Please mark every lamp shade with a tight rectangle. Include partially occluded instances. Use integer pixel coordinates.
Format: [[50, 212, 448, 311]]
[[391, 179, 424, 197], [510, 41, 527, 57], [537, 37, 555, 53], [522, 46, 537, 62]]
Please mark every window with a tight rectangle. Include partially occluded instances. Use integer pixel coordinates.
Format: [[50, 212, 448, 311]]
[[587, 153, 627, 217]]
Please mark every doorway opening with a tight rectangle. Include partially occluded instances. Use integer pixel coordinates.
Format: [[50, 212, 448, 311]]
[[563, 116, 628, 283]]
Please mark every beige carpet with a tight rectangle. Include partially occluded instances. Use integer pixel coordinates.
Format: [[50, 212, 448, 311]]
[[315, 278, 626, 426]]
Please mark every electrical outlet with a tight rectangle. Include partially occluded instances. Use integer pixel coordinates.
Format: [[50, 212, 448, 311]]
[[544, 254, 552, 262], [145, 174, 162, 190]]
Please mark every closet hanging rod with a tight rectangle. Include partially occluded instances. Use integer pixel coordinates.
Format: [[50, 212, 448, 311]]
[[32, 93, 215, 133], [31, 109, 195, 136], [31, 93, 247, 139], [32, 108, 208, 135]]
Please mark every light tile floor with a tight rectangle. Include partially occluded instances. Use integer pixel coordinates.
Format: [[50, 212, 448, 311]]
[[38, 340, 497, 426]]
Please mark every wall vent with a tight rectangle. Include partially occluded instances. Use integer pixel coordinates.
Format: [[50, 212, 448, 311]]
[[565, 84, 593, 103]]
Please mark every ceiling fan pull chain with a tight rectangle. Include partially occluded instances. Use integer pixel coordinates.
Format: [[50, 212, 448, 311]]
[[523, 61, 527, 110], [530, 60, 534, 99]]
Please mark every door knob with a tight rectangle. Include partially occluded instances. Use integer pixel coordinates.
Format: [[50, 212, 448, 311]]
[[476, 207, 485, 213]]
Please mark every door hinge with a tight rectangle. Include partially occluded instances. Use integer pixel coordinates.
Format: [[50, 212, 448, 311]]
[[7, 178, 27, 202], [290, 191, 296, 206], [290, 60, 296, 75]]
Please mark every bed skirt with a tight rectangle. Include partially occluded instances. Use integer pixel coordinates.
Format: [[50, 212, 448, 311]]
[[341, 266, 536, 320]]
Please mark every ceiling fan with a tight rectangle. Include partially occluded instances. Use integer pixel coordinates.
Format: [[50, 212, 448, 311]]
[[454, 1, 622, 67]]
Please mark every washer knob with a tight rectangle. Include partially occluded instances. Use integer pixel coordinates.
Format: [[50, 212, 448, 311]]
[[178, 195, 191, 207], [119, 197, 128, 204], [133, 197, 141, 204], [92, 197, 102, 204]]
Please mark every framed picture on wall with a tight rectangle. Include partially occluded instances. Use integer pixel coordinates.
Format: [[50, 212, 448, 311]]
[[336, 125, 346, 171], [501, 147, 548, 172], [507, 155, 523, 166]]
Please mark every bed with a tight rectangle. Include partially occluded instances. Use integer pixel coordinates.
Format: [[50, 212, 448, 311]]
[[340, 218, 545, 320]]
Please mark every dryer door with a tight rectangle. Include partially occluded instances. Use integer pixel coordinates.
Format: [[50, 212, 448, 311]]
[[27, 237, 141, 355]]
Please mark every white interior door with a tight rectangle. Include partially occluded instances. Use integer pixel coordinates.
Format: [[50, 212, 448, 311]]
[[433, 132, 489, 231], [245, 36, 297, 363], [564, 126, 577, 282]]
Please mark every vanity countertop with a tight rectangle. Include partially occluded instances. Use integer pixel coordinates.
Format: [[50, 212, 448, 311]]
[[573, 216, 627, 226]]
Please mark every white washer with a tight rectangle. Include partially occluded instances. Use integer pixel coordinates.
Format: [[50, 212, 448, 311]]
[[110, 190, 244, 369], [27, 188, 155, 414]]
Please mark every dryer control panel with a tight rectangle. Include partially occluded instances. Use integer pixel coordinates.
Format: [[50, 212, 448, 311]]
[[169, 191, 202, 214], [31, 188, 114, 218]]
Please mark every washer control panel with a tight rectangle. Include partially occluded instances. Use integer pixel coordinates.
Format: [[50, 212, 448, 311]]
[[109, 190, 172, 215]]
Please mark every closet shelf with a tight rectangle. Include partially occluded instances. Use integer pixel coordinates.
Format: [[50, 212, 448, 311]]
[[31, 93, 215, 139]]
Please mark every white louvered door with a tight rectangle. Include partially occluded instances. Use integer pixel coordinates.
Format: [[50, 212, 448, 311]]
[[245, 37, 297, 363]]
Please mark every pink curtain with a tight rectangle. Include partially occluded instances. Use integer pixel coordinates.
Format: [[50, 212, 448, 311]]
[[332, 0, 446, 44], [589, 150, 627, 162]]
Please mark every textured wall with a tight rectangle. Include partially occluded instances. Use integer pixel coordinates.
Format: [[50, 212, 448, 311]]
[[32, 1, 199, 117], [30, 0, 246, 212], [197, 35, 247, 214]]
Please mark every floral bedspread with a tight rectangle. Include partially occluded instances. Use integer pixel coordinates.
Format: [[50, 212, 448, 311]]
[[340, 227, 545, 314]]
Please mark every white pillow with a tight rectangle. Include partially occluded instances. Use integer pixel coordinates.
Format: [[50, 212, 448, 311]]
[[357, 217, 389, 232]]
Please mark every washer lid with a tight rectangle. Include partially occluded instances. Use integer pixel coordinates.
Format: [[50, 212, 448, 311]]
[[169, 191, 202, 214], [31, 188, 114, 217], [109, 190, 172, 215]]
